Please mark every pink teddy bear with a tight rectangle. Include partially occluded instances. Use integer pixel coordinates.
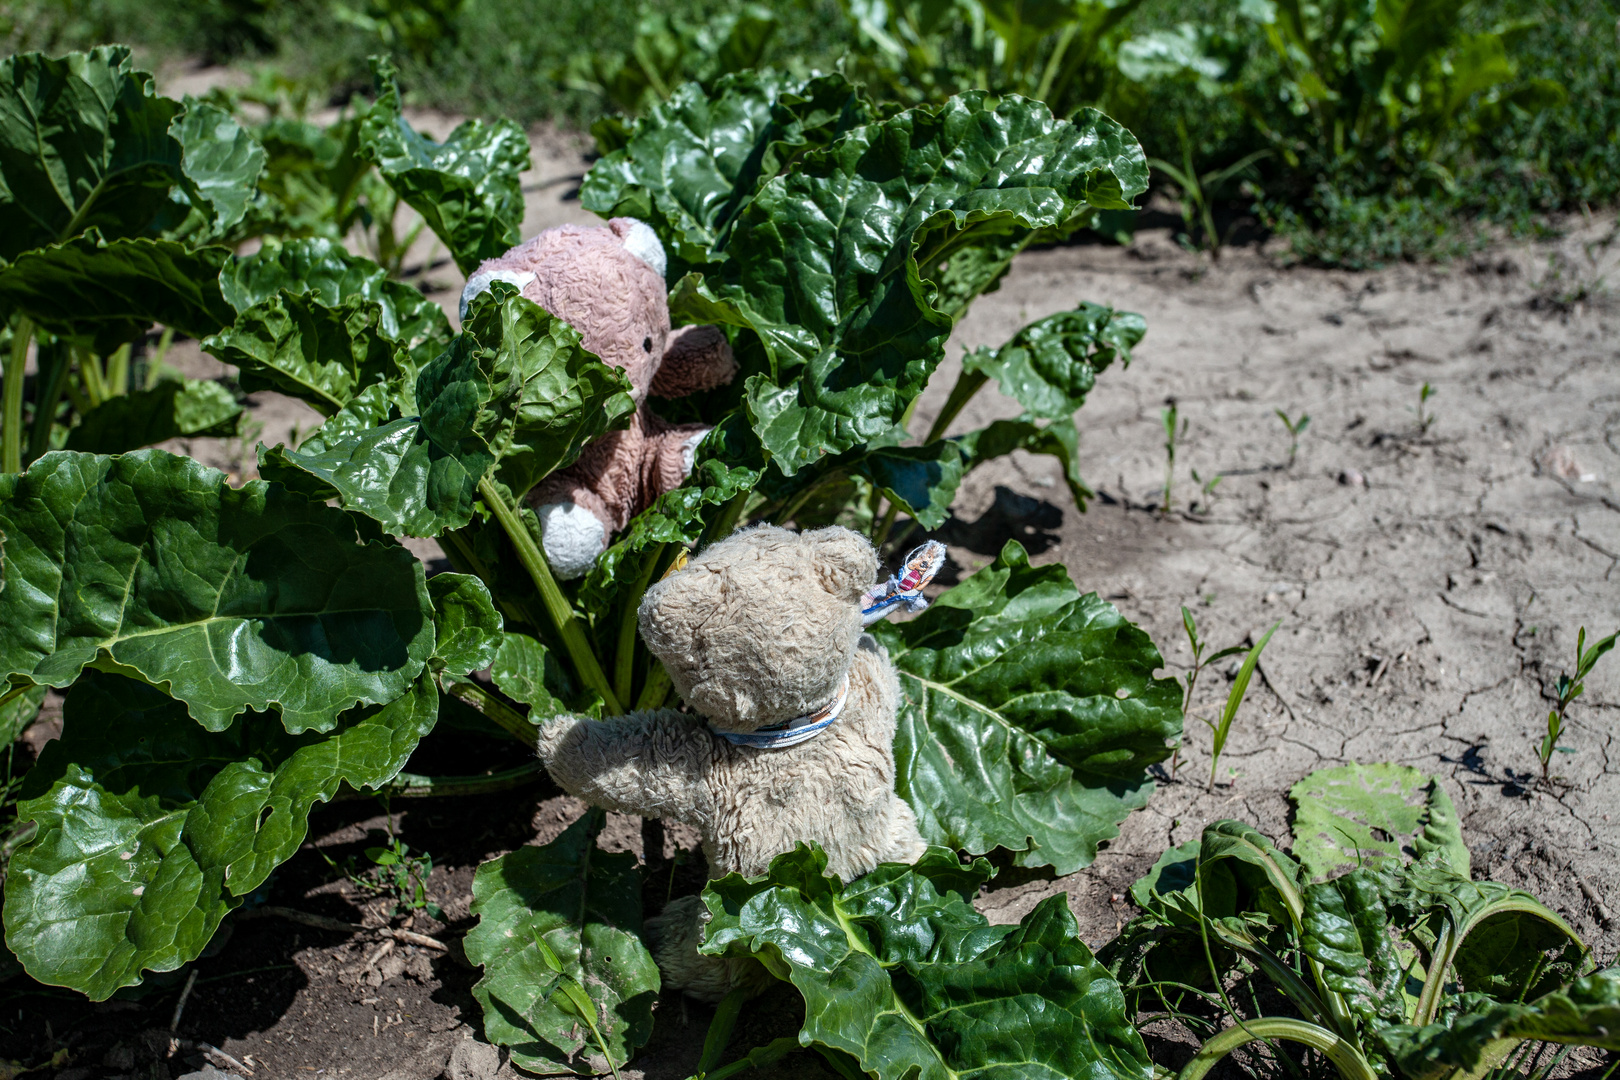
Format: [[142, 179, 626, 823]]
[[461, 218, 737, 577]]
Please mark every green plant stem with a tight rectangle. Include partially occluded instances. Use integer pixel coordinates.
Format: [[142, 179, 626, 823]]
[[2, 317, 33, 475], [104, 343, 130, 398], [925, 368, 990, 444], [697, 986, 750, 1074], [1033, 22, 1079, 103], [615, 543, 666, 708], [1178, 1018, 1377, 1080], [78, 349, 109, 410], [872, 500, 901, 548], [693, 1037, 801, 1080], [478, 477, 623, 716], [343, 762, 547, 799], [443, 678, 535, 743], [636, 660, 673, 711], [699, 491, 749, 549], [773, 471, 841, 526], [26, 341, 71, 465]]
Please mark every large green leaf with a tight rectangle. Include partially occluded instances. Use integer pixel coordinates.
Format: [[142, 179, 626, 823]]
[[202, 290, 412, 418], [2, 669, 437, 999], [0, 46, 182, 259], [220, 238, 452, 369], [1300, 869, 1407, 1027], [1381, 969, 1620, 1080], [702, 843, 1154, 1080], [64, 378, 242, 454], [700, 92, 1146, 474], [170, 101, 267, 236], [580, 70, 881, 279], [0, 450, 435, 734], [490, 632, 572, 722], [960, 302, 1146, 421], [851, 440, 965, 531], [360, 59, 529, 276], [465, 809, 659, 1075], [259, 287, 636, 535], [1290, 762, 1470, 882], [869, 540, 1181, 874], [427, 573, 502, 677], [0, 235, 235, 354]]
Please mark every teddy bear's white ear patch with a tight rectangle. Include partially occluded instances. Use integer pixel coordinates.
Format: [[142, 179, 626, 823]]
[[618, 219, 667, 279], [538, 501, 607, 580], [459, 268, 537, 321]]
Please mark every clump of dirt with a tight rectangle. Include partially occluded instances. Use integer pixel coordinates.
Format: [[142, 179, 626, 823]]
[[7, 95, 1618, 1077]]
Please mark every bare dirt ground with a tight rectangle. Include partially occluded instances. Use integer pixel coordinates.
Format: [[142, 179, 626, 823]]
[[9, 84, 1620, 1078]]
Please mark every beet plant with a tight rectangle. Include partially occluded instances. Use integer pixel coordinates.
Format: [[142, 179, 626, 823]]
[[0, 49, 1190, 1076]]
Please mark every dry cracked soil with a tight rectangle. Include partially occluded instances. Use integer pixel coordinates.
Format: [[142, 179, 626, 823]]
[[7, 79, 1619, 1080]]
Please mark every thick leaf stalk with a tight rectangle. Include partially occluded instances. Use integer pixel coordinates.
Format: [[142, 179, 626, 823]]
[[1179, 1018, 1378, 1080], [2, 316, 30, 474]]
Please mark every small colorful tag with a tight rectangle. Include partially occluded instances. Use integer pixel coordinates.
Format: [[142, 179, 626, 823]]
[[861, 540, 947, 627]]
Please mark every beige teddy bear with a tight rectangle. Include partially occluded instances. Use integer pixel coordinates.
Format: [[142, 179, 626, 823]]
[[460, 218, 737, 578], [537, 525, 929, 1000]]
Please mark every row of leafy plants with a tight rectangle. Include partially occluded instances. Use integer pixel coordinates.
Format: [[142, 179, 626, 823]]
[[0, 41, 1169, 1059]]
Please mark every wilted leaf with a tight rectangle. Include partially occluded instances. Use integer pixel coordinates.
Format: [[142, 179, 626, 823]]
[[955, 415, 1090, 509], [1300, 869, 1407, 1026], [65, 378, 242, 454], [702, 843, 1154, 1080], [465, 809, 659, 1074], [0, 450, 435, 734], [1289, 762, 1469, 881], [0, 46, 183, 259], [361, 59, 529, 275], [870, 540, 1181, 874], [0, 235, 234, 354], [1, 669, 436, 998]]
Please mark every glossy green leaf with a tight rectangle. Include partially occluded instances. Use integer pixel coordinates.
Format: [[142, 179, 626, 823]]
[[260, 287, 635, 536], [360, 59, 530, 276], [580, 70, 880, 279], [221, 238, 452, 369], [170, 101, 266, 235], [0, 46, 183, 259], [0, 235, 234, 354], [428, 573, 503, 677], [955, 415, 1090, 510], [1289, 762, 1470, 882], [0, 450, 435, 734], [702, 843, 1154, 1080], [961, 302, 1146, 420], [869, 540, 1181, 874], [702, 93, 1146, 473], [490, 632, 571, 721], [202, 290, 411, 418], [65, 378, 242, 454], [1196, 818, 1306, 929], [465, 809, 658, 1075], [1381, 969, 1620, 1080], [2, 669, 437, 999], [1300, 869, 1407, 1026], [0, 683, 47, 745], [851, 441, 964, 531]]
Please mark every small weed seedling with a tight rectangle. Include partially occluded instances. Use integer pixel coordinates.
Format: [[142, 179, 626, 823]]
[[1205, 620, 1279, 792], [1274, 409, 1310, 466], [1171, 607, 1249, 778], [1538, 626, 1618, 785], [363, 835, 442, 920], [1189, 468, 1222, 513], [1161, 403, 1185, 513], [1146, 121, 1269, 260], [1411, 382, 1437, 434]]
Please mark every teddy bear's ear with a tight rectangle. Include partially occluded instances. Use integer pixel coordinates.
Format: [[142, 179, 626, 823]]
[[608, 218, 667, 279], [803, 526, 879, 605]]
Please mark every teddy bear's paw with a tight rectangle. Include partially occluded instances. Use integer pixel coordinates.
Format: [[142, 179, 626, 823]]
[[680, 429, 707, 476], [458, 267, 537, 320], [538, 501, 607, 579]]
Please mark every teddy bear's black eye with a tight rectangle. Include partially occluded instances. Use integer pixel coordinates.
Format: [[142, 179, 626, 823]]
[[643, 336, 653, 353]]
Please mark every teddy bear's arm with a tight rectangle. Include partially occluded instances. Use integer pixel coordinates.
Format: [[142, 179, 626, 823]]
[[650, 325, 738, 398], [537, 710, 717, 827]]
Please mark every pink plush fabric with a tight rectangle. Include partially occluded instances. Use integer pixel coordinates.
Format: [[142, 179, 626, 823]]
[[462, 218, 739, 575]]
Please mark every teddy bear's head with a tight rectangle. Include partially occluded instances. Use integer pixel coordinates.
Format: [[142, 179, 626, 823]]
[[638, 525, 879, 733], [460, 217, 670, 405]]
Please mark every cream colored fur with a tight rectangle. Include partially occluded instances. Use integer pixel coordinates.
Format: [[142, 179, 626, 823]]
[[537, 525, 927, 1001]]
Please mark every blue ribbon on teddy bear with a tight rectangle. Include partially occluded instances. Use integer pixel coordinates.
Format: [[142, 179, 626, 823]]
[[710, 541, 947, 750]]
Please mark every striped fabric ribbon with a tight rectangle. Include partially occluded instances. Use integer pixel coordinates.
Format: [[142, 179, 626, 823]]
[[711, 674, 849, 749]]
